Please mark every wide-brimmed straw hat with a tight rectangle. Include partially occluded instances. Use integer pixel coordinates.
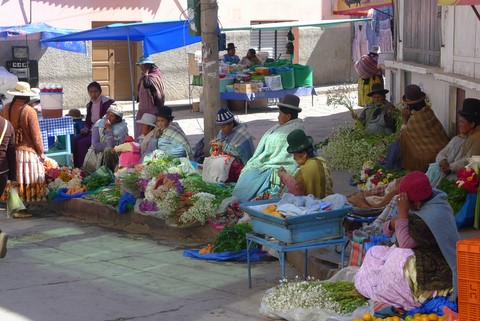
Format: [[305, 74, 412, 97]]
[[278, 94, 302, 112], [286, 129, 313, 153], [66, 108, 84, 120], [135, 113, 157, 127], [367, 83, 389, 97], [402, 84, 426, 105], [7, 81, 38, 97]]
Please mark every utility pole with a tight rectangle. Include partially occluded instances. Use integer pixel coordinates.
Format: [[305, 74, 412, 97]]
[[200, 0, 219, 156]]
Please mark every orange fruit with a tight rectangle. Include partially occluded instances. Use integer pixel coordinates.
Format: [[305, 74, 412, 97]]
[[362, 313, 373, 321], [421, 316, 429, 321], [392, 316, 401, 321], [375, 318, 383, 321], [353, 318, 363, 321], [427, 314, 438, 321], [414, 313, 422, 319]]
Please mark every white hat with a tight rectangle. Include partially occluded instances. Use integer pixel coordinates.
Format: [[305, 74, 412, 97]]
[[370, 45, 381, 54], [106, 104, 124, 118], [135, 113, 157, 127], [7, 81, 38, 97]]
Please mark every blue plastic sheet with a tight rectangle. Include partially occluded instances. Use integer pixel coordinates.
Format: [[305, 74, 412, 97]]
[[183, 249, 266, 262], [455, 192, 476, 229], [405, 296, 457, 316], [364, 234, 391, 253], [53, 188, 89, 202]]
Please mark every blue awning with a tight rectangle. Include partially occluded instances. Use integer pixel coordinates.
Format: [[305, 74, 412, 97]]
[[41, 20, 201, 56], [0, 22, 86, 54]]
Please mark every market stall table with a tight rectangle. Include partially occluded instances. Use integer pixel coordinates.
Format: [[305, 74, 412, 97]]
[[39, 116, 74, 166], [220, 86, 317, 114], [246, 232, 347, 288]]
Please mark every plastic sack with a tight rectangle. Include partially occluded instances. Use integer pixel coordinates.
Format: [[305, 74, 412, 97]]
[[53, 188, 89, 202], [259, 267, 373, 321], [455, 192, 476, 229], [7, 187, 26, 217]]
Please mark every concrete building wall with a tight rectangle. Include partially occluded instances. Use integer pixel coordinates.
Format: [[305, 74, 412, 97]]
[[1, 0, 355, 108]]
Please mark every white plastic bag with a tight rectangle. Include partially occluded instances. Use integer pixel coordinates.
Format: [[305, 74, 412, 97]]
[[7, 187, 26, 217], [265, 75, 283, 91]]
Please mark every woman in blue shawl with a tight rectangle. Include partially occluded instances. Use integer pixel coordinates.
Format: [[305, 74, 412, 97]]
[[209, 108, 255, 182], [232, 94, 304, 202]]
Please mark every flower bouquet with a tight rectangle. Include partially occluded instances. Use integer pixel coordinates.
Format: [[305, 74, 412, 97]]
[[351, 161, 407, 191], [45, 166, 86, 193]]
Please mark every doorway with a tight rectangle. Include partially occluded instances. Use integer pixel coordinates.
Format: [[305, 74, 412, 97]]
[[91, 21, 138, 101]]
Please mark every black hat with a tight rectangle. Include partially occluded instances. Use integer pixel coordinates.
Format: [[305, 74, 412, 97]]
[[156, 106, 174, 121], [459, 98, 480, 121], [402, 84, 426, 105], [226, 43, 236, 50], [278, 94, 302, 112], [287, 129, 313, 153], [367, 83, 389, 97]]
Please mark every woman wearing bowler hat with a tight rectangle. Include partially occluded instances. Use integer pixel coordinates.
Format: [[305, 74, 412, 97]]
[[232, 94, 304, 202], [152, 106, 191, 159], [358, 83, 399, 135], [277, 129, 333, 199], [426, 98, 480, 186], [384, 84, 448, 172], [222, 43, 240, 64]]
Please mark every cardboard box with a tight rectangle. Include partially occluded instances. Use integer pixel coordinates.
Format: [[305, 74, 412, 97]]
[[240, 199, 351, 244], [188, 53, 201, 76], [234, 83, 258, 93]]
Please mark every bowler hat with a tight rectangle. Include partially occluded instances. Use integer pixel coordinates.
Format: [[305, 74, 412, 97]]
[[367, 83, 389, 97], [370, 45, 381, 55], [226, 43, 236, 50], [156, 106, 174, 121], [402, 84, 426, 104], [136, 55, 155, 65], [286, 129, 313, 153], [278, 94, 302, 112], [66, 108, 84, 120], [459, 98, 480, 121]]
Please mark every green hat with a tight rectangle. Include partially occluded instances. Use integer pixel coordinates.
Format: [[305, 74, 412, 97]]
[[286, 129, 313, 153]]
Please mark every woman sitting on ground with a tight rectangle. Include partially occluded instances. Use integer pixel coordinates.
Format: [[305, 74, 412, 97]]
[[354, 172, 459, 311], [277, 129, 333, 199], [358, 83, 398, 135], [134, 113, 158, 161], [154, 106, 191, 158], [72, 81, 115, 168], [209, 108, 255, 182], [83, 105, 128, 173], [232, 94, 304, 202], [427, 98, 480, 186]]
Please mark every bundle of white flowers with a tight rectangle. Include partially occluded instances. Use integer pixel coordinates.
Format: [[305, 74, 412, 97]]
[[180, 192, 217, 224]]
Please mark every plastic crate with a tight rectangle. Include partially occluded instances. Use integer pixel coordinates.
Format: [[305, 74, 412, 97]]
[[239, 199, 351, 244], [457, 238, 480, 321]]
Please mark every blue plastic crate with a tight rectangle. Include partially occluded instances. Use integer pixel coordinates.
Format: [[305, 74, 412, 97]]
[[240, 199, 350, 244]]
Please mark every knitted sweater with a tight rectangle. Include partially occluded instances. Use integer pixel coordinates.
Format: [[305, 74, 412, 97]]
[[1, 99, 44, 155]]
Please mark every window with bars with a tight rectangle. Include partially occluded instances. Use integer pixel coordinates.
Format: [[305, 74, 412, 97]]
[[249, 22, 289, 60]]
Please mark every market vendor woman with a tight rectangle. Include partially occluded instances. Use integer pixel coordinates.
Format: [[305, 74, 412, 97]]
[[354, 172, 459, 311], [154, 106, 191, 158], [232, 94, 304, 202], [210, 108, 255, 182], [278, 129, 333, 199]]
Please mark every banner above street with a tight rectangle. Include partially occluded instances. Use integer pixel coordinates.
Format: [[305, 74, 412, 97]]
[[438, 0, 480, 5], [333, 0, 393, 16]]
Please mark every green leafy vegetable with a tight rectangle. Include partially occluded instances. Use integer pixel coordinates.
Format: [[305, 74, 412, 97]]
[[213, 222, 256, 253]]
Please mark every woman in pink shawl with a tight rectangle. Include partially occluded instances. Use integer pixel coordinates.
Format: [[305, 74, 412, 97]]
[[136, 55, 165, 137]]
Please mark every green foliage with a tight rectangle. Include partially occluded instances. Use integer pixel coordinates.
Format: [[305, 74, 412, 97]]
[[318, 125, 397, 171], [326, 84, 364, 131], [437, 178, 468, 214], [213, 222, 256, 253], [84, 184, 122, 207], [181, 176, 233, 207]]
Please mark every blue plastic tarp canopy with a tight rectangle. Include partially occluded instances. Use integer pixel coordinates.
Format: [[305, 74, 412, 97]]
[[0, 22, 86, 53], [41, 20, 201, 56]]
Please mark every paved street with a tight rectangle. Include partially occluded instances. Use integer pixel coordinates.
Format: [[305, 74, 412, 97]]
[[0, 88, 359, 321]]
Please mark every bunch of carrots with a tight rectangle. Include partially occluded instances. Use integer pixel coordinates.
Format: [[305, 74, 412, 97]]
[[65, 186, 87, 195]]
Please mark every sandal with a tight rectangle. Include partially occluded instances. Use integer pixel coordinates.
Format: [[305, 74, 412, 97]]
[[12, 210, 32, 218]]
